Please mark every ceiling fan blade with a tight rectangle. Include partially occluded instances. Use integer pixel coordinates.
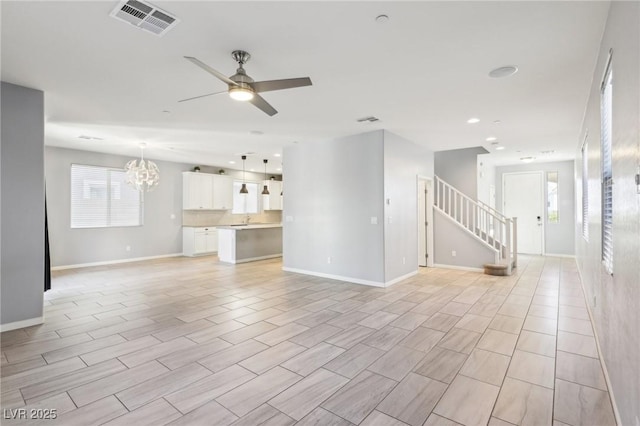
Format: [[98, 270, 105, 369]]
[[178, 90, 227, 103], [184, 56, 238, 86], [250, 77, 312, 93], [249, 94, 278, 116]]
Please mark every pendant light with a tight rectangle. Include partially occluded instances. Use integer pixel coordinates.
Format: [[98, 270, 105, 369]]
[[239, 155, 249, 194], [261, 159, 270, 195], [125, 143, 160, 192]]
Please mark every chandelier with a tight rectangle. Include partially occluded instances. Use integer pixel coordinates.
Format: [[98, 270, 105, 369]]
[[125, 143, 160, 192]]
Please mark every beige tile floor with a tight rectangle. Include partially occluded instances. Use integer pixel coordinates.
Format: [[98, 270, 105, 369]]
[[0, 255, 617, 425]]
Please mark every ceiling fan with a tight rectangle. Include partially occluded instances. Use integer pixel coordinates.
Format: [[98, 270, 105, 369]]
[[179, 50, 312, 116]]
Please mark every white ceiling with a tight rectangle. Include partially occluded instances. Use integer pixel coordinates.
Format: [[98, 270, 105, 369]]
[[1, 1, 609, 171]]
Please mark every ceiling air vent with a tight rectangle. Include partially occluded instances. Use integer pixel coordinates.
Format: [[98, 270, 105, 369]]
[[110, 0, 179, 37], [357, 116, 380, 123]]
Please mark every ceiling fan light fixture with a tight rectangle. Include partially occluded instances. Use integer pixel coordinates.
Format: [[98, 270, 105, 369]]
[[229, 86, 254, 101]]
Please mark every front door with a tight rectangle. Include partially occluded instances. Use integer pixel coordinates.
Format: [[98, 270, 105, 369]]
[[503, 172, 544, 255]]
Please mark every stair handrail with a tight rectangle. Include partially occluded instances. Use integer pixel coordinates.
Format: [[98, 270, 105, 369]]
[[477, 199, 508, 222], [434, 175, 517, 274]]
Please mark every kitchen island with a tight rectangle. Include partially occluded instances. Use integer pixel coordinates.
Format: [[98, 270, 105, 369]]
[[217, 224, 282, 264]]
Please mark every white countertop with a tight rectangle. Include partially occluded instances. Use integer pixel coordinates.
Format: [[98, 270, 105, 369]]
[[216, 224, 283, 230]]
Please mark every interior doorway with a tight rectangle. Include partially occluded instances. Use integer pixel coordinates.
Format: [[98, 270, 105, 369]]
[[417, 177, 434, 267], [503, 171, 544, 255]]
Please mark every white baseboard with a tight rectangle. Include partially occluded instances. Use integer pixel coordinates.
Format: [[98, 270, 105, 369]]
[[575, 263, 622, 426], [433, 263, 485, 273], [0, 316, 44, 332], [221, 254, 283, 265], [385, 270, 418, 286], [281, 267, 418, 288], [51, 253, 183, 271], [544, 253, 576, 259]]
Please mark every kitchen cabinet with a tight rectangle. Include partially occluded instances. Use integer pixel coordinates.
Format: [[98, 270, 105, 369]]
[[183, 227, 217, 256], [262, 180, 283, 211], [212, 175, 233, 210], [183, 172, 233, 210]]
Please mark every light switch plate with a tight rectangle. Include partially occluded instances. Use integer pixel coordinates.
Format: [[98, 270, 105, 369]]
[[370, 217, 378, 225]]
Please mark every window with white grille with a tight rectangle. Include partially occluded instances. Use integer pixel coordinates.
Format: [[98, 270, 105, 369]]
[[581, 135, 589, 240], [71, 164, 142, 228], [600, 58, 613, 274]]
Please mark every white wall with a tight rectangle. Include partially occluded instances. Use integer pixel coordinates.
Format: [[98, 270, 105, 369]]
[[45, 146, 192, 267], [495, 160, 575, 256], [1, 82, 45, 329], [383, 131, 434, 282], [477, 154, 496, 208], [282, 130, 434, 286], [575, 2, 640, 424]]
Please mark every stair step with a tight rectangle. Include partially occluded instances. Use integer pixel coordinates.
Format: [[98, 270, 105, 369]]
[[483, 263, 510, 277]]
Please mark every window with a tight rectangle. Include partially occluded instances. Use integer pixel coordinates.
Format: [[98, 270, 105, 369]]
[[71, 164, 142, 228], [547, 171, 559, 223], [232, 181, 258, 214], [601, 57, 613, 274], [581, 135, 589, 239]]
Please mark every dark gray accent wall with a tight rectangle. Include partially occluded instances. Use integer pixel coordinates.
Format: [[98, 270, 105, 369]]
[[495, 160, 575, 256], [435, 147, 488, 199], [1, 82, 45, 327], [575, 2, 640, 424], [45, 146, 192, 267]]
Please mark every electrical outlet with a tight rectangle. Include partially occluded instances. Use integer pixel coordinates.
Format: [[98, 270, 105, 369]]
[[402, 257, 406, 265], [370, 217, 378, 225], [126, 245, 131, 252], [170, 213, 176, 219], [327, 257, 331, 264], [451, 250, 457, 257]]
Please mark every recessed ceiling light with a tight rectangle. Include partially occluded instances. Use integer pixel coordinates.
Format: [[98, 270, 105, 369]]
[[249, 130, 263, 135], [250, 169, 255, 172], [496, 146, 506, 151], [162, 110, 171, 114], [276, 168, 282, 171], [467, 118, 480, 124], [375, 14, 389, 23], [486, 136, 497, 142], [520, 157, 535, 163], [489, 65, 518, 78], [493, 120, 501, 124], [228, 161, 236, 164], [274, 153, 281, 157]]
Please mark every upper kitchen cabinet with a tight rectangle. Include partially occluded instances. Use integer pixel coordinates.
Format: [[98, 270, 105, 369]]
[[212, 175, 233, 210], [263, 180, 283, 210], [183, 172, 233, 210]]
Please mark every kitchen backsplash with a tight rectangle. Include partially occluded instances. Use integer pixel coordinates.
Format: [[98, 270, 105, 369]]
[[182, 210, 282, 227]]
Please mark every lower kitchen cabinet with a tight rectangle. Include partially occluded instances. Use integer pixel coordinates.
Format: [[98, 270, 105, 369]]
[[183, 227, 218, 256]]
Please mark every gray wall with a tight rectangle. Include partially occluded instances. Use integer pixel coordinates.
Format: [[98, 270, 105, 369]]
[[282, 130, 435, 285], [435, 147, 488, 199], [495, 160, 575, 256], [1, 82, 45, 327], [45, 146, 192, 267], [575, 2, 640, 424], [383, 131, 434, 281], [433, 212, 497, 268], [282, 131, 386, 284]]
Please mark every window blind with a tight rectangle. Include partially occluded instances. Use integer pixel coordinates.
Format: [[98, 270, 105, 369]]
[[71, 164, 142, 228], [601, 66, 613, 274], [581, 137, 589, 240]]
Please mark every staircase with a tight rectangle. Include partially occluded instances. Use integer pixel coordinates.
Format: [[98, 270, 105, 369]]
[[434, 176, 517, 276]]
